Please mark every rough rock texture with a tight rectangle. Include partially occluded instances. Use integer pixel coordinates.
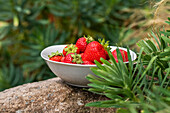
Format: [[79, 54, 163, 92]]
[[0, 77, 115, 113]]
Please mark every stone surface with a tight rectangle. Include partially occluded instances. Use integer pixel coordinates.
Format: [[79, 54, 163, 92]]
[[0, 77, 115, 113]]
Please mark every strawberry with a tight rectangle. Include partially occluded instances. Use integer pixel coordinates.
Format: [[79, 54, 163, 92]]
[[80, 53, 84, 58], [112, 49, 128, 62], [64, 53, 83, 64], [76, 36, 94, 53], [61, 57, 65, 62], [64, 53, 75, 64], [63, 44, 80, 56], [48, 51, 63, 62], [82, 41, 107, 63], [98, 38, 110, 60], [49, 56, 63, 62], [82, 61, 95, 65]]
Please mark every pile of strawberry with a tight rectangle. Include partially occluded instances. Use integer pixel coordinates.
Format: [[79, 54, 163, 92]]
[[48, 36, 128, 65]]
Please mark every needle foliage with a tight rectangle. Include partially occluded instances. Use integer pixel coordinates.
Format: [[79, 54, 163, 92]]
[[86, 18, 170, 113]]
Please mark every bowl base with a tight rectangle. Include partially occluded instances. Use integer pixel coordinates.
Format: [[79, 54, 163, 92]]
[[64, 81, 90, 88]]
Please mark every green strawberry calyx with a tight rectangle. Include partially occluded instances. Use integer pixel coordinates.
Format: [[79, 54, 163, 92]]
[[71, 54, 83, 64], [64, 44, 78, 55], [48, 51, 63, 58], [98, 38, 111, 51], [85, 35, 94, 44]]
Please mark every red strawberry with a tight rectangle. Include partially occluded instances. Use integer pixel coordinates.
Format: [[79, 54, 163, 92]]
[[80, 53, 84, 58], [63, 44, 80, 56], [48, 51, 63, 62], [76, 36, 94, 53], [64, 53, 83, 64], [112, 49, 128, 62], [82, 61, 95, 65], [98, 38, 110, 60], [64, 53, 75, 63], [82, 41, 107, 63], [49, 56, 63, 62], [61, 57, 65, 62]]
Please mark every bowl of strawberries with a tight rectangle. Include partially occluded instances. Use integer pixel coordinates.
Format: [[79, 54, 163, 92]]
[[41, 36, 137, 87]]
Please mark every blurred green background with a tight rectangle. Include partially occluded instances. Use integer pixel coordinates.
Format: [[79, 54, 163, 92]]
[[0, 0, 168, 91]]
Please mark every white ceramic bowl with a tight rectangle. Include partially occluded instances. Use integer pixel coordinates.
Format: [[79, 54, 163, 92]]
[[41, 45, 137, 87]]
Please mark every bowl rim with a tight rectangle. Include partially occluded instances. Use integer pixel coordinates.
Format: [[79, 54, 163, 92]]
[[40, 45, 137, 67]]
